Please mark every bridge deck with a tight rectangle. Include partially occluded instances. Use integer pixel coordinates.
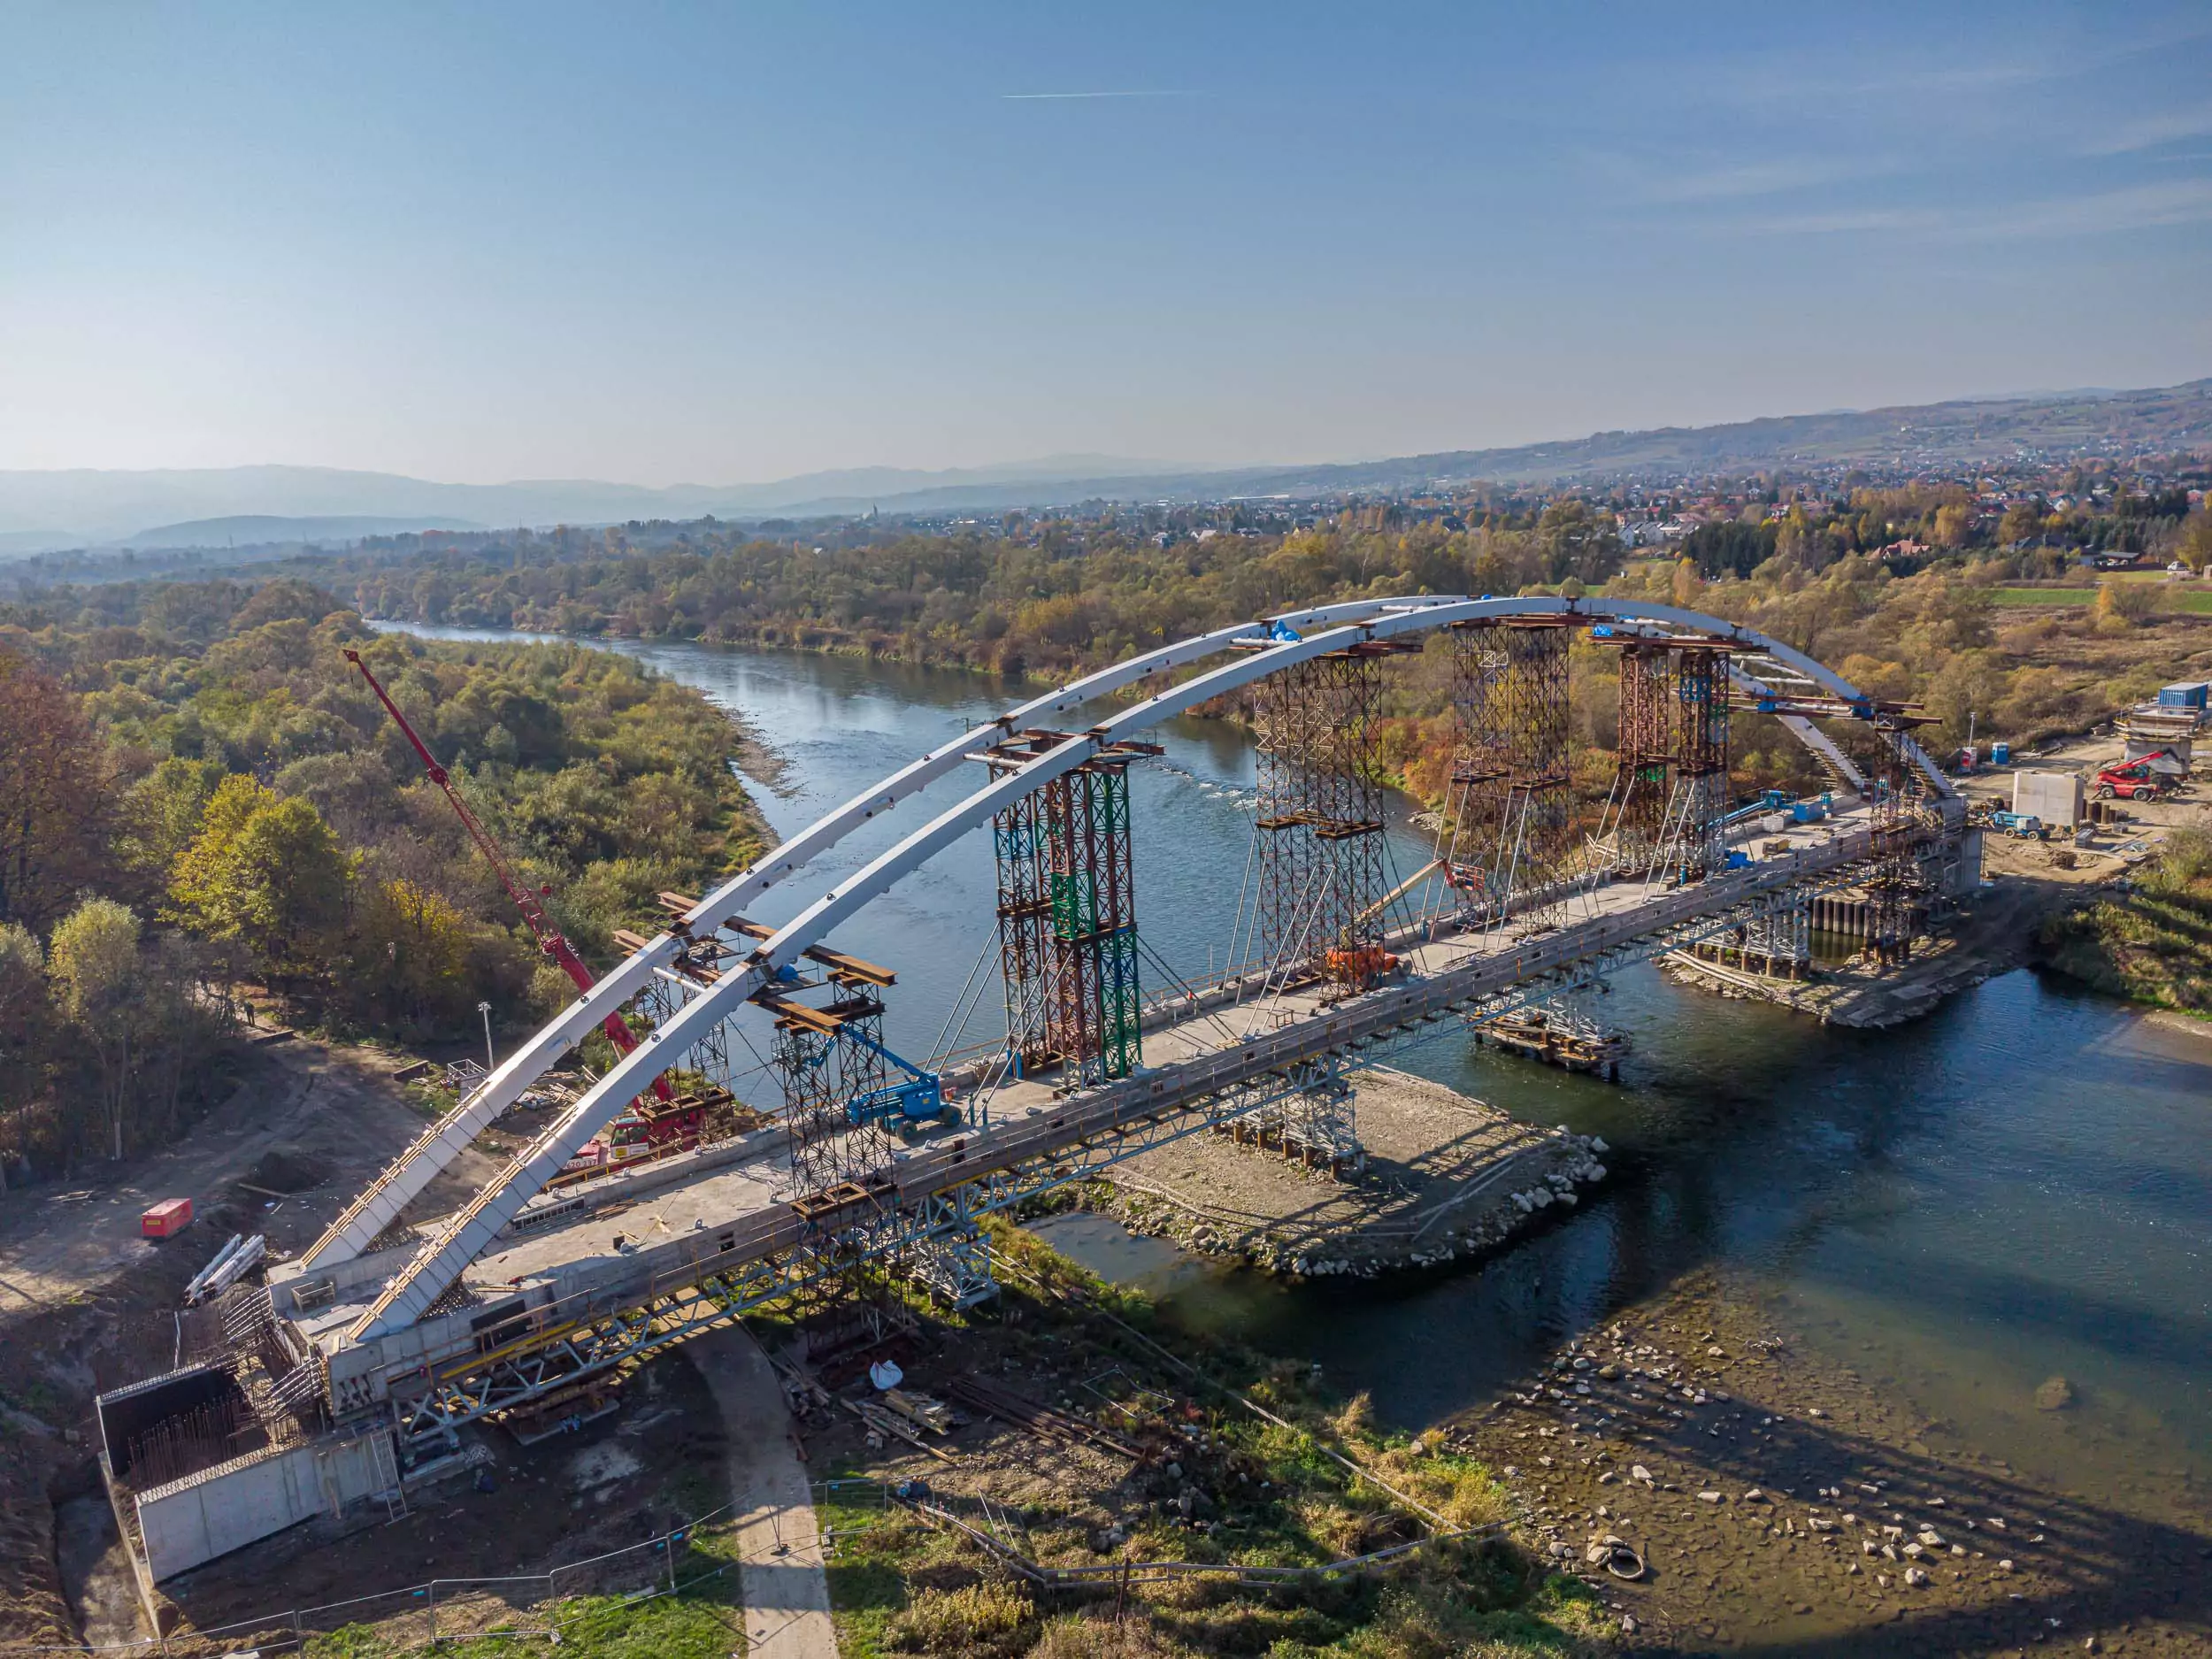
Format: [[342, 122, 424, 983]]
[[291, 803, 1882, 1373]]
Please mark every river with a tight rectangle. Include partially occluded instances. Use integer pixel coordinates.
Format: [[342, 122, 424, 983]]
[[378, 621, 2211, 1537]]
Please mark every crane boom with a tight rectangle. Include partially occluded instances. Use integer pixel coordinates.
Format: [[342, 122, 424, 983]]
[[342, 648, 665, 1086]]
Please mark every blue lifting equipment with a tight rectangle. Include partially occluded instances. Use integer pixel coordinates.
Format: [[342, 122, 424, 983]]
[[840, 1025, 949, 1127]]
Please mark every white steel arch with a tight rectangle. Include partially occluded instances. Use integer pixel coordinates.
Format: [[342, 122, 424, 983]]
[[348, 595, 1946, 1338], [303, 594, 1468, 1272]]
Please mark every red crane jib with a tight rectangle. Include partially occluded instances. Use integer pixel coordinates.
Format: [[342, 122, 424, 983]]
[[343, 649, 669, 1097]]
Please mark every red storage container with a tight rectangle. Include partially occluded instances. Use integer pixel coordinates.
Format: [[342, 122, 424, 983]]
[[142, 1198, 193, 1238]]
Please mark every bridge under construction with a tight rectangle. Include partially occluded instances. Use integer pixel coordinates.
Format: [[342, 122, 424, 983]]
[[95, 595, 1978, 1580]]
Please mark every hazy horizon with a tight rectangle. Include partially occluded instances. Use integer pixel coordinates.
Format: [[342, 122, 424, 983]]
[[4, 3, 2209, 484]]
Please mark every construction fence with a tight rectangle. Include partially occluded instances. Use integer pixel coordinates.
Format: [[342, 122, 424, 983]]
[[1, 1495, 754, 1657]]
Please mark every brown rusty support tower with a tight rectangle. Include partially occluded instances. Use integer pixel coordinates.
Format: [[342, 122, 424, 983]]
[[1863, 719, 1933, 964], [1663, 642, 1732, 884], [1254, 648, 1400, 979], [1442, 619, 1573, 919], [1602, 639, 1675, 876]]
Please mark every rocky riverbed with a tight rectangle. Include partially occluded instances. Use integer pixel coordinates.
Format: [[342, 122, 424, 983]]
[[1087, 1066, 1612, 1277], [1439, 1268, 2212, 1654]]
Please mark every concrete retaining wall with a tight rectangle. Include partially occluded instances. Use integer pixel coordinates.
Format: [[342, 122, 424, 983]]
[[134, 1432, 390, 1580]]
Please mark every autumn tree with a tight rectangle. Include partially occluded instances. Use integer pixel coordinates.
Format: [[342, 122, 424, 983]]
[[0, 923, 48, 1189], [0, 650, 113, 927], [350, 877, 474, 1032], [48, 898, 142, 1160], [169, 775, 350, 983]]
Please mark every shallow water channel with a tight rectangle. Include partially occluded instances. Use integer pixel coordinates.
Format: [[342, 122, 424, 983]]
[[382, 622, 2211, 1533]]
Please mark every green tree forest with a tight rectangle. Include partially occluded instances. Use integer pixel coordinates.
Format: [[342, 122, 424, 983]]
[[0, 578, 769, 1177], [320, 506, 2207, 795]]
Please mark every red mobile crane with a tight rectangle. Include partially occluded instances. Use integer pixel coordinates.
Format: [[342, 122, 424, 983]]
[[343, 649, 694, 1162]]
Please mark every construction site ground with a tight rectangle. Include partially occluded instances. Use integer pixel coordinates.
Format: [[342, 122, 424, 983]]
[[1668, 733, 2209, 1028], [1089, 1065, 1608, 1277], [0, 1038, 503, 1652], [156, 1349, 741, 1652]]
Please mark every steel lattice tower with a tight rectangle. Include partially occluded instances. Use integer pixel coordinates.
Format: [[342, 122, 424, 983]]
[[991, 733, 1150, 1084], [1441, 620, 1573, 918], [1255, 650, 1391, 977], [1665, 643, 1733, 883], [1603, 641, 1675, 875], [763, 987, 895, 1200], [1044, 760, 1141, 1084], [1863, 721, 1932, 964], [993, 782, 1058, 1075]]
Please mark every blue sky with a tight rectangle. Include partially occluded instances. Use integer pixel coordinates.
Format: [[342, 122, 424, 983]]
[[3, 2, 2208, 483]]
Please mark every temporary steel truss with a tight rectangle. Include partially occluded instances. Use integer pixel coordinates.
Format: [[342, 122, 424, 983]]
[[1255, 647, 1402, 977], [758, 983, 897, 1200], [1863, 720, 1940, 964], [640, 935, 748, 1090], [1668, 645, 1733, 883], [1600, 641, 1675, 874], [1442, 619, 1574, 919], [385, 851, 1886, 1451], [989, 733, 1154, 1086]]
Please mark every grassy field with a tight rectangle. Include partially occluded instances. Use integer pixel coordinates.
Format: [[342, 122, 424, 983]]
[[2039, 828, 2212, 1017], [1992, 585, 2212, 613]]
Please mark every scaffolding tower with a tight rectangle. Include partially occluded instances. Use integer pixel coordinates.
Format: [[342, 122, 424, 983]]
[[989, 733, 1154, 1087], [1440, 619, 1574, 920], [635, 932, 744, 1090], [1658, 642, 1733, 884], [756, 968, 898, 1201], [1253, 649, 1402, 978], [1863, 719, 1935, 964], [1598, 640, 1675, 876]]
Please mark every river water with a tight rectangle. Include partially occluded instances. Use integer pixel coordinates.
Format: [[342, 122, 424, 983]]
[[380, 622, 2211, 1534]]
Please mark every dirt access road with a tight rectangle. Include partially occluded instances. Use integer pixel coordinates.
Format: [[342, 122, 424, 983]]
[[0, 1037, 497, 1651], [0, 1040, 496, 1319]]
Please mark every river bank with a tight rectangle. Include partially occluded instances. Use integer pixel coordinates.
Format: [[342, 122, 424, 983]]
[[1447, 1263, 2212, 1653]]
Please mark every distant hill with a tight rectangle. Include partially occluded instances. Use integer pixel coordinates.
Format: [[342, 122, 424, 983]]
[[1, 380, 2205, 550], [0, 455, 1187, 551], [116, 513, 484, 550], [1194, 380, 2212, 497]]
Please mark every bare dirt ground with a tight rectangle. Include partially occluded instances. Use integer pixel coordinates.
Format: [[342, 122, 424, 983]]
[[1445, 1268, 2212, 1655], [1097, 1066, 1609, 1276], [0, 1037, 502, 1651], [0, 1041, 498, 1319]]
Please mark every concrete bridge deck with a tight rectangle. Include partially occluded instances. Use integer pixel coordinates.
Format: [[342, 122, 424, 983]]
[[284, 803, 1895, 1420]]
